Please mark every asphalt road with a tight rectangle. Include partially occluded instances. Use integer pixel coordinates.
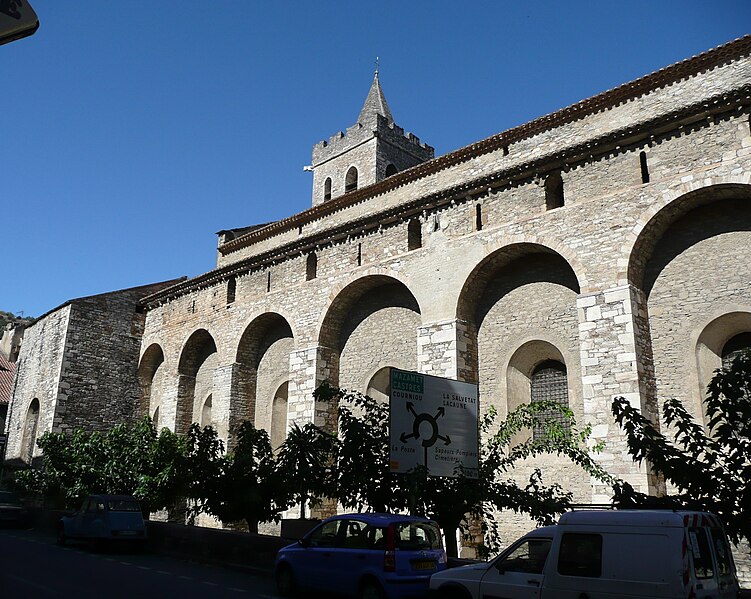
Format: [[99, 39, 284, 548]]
[[0, 527, 283, 598], [3, 527, 748, 598]]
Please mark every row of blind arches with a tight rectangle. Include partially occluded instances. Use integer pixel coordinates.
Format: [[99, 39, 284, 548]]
[[16, 333, 751, 463]]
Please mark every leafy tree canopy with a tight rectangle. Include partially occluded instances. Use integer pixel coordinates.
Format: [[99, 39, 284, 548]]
[[612, 349, 751, 548]]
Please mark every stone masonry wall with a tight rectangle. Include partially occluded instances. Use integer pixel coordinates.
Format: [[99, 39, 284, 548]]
[[4, 306, 70, 461], [136, 50, 751, 583], [55, 290, 151, 434]]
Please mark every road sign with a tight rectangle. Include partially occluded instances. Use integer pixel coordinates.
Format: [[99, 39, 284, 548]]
[[0, 0, 39, 47], [389, 368, 479, 478]]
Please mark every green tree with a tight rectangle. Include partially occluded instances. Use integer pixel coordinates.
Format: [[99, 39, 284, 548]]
[[414, 401, 614, 557], [201, 421, 289, 533], [612, 349, 751, 549], [316, 383, 613, 558], [276, 420, 335, 520], [319, 384, 411, 513], [13, 418, 188, 514]]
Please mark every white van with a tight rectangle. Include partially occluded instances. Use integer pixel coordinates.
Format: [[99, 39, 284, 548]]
[[429, 510, 739, 599]]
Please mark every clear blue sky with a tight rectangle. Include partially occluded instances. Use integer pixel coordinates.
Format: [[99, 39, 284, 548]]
[[3, 1, 749, 318]]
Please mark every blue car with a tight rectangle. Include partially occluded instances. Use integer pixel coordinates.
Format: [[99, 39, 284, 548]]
[[275, 513, 447, 599], [58, 494, 147, 548]]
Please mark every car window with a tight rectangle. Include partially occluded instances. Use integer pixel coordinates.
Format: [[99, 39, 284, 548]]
[[394, 521, 442, 550], [689, 528, 714, 579], [558, 533, 602, 578], [86, 499, 101, 513], [496, 538, 551, 574], [342, 519, 372, 549], [108, 500, 141, 512], [308, 520, 342, 548], [709, 528, 733, 576]]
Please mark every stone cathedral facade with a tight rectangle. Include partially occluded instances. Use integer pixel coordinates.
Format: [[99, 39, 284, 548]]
[[6, 37, 751, 570]]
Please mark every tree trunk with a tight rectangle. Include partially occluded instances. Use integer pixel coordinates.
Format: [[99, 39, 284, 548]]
[[246, 518, 259, 534], [443, 523, 460, 558], [300, 499, 307, 520]]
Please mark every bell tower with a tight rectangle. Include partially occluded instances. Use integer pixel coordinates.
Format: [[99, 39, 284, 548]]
[[310, 70, 434, 207]]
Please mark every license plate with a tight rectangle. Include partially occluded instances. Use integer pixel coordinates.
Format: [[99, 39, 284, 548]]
[[412, 560, 436, 570], [118, 530, 137, 536]]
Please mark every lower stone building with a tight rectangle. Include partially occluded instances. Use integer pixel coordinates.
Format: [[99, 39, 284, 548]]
[[4, 280, 182, 464], [6, 37, 751, 580]]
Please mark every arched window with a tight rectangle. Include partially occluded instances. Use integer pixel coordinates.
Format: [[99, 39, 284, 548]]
[[530, 360, 570, 441], [545, 172, 564, 210], [306, 252, 318, 281], [21, 398, 40, 463], [324, 177, 332, 201], [408, 218, 422, 250], [722, 332, 751, 369], [385, 163, 398, 178], [345, 166, 358, 193], [201, 394, 212, 428]]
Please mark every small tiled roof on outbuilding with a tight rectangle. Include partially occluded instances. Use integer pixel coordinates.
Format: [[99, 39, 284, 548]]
[[0, 354, 16, 406]]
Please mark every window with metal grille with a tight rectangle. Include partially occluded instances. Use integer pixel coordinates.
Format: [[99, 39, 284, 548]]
[[721, 332, 751, 369], [530, 360, 570, 441]]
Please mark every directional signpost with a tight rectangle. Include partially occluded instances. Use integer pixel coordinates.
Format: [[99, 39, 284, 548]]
[[389, 368, 479, 478]]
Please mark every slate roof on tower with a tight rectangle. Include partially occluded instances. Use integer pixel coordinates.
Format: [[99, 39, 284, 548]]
[[357, 71, 394, 125]]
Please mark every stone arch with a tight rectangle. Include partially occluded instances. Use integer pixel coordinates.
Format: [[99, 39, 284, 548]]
[[318, 273, 421, 393], [200, 394, 213, 428], [137, 343, 165, 419], [694, 311, 751, 425], [460, 242, 582, 450], [233, 312, 294, 443], [21, 398, 40, 463], [457, 242, 581, 324], [627, 180, 751, 290], [270, 381, 289, 453], [176, 329, 218, 435], [628, 182, 751, 429], [365, 366, 392, 404]]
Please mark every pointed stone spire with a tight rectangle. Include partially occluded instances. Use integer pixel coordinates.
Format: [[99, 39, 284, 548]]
[[357, 66, 394, 125]]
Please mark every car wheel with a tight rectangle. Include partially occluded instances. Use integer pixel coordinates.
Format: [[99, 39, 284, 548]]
[[56, 524, 67, 546], [359, 579, 385, 599], [275, 563, 296, 597]]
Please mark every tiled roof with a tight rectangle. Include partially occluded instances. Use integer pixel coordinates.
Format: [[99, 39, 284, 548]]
[[0, 354, 16, 406]]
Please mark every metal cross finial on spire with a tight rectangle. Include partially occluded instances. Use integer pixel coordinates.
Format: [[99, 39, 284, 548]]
[[374, 56, 379, 77]]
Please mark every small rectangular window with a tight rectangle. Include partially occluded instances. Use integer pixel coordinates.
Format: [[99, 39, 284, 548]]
[[689, 528, 715, 579], [557, 533, 602, 578], [710, 528, 733, 577]]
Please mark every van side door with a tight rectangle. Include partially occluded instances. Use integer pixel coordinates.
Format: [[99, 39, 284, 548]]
[[480, 536, 552, 599]]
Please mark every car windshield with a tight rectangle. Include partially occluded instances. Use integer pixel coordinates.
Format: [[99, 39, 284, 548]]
[[394, 521, 442, 550], [107, 499, 141, 512]]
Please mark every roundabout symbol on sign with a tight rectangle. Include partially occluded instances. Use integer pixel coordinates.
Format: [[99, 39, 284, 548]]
[[399, 402, 451, 468]]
